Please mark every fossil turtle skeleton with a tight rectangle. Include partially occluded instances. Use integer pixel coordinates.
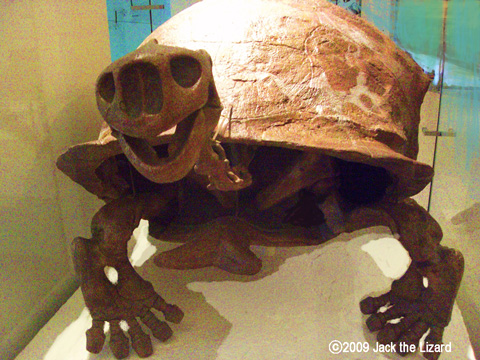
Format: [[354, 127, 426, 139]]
[[57, 0, 464, 359]]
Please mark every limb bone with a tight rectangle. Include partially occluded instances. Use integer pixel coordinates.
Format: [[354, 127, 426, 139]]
[[256, 152, 338, 210]]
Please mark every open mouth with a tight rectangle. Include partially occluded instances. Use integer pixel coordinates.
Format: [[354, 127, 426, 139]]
[[95, 43, 227, 187], [115, 109, 211, 184]]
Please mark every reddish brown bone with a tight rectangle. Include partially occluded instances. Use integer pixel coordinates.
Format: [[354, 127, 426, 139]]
[[73, 192, 184, 358]]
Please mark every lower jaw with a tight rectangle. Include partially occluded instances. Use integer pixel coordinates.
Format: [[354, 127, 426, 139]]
[[115, 109, 210, 184]]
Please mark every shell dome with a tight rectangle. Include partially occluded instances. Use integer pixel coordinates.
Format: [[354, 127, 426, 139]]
[[143, 0, 433, 198], [58, 0, 433, 200]]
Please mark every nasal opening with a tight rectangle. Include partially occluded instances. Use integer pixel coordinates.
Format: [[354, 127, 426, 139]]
[[118, 62, 163, 117]]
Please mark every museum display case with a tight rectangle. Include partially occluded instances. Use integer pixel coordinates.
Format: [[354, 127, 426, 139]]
[[0, 1, 110, 358], [1, 1, 478, 359]]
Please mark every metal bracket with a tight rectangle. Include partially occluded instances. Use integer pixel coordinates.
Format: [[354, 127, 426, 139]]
[[131, 5, 164, 10], [422, 127, 456, 137]]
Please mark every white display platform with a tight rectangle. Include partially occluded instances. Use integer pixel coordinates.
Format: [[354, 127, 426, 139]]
[[17, 221, 473, 360]]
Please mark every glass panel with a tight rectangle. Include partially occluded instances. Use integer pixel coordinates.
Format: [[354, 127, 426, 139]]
[[151, 0, 172, 28], [362, 0, 443, 209], [429, 0, 480, 354], [362, 0, 396, 34], [0, 1, 109, 359], [391, 0, 444, 209], [107, 0, 154, 61], [327, 0, 362, 14], [106, 0, 172, 62], [171, 0, 201, 16], [363, 1, 479, 356]]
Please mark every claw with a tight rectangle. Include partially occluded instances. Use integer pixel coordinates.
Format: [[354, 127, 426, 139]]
[[109, 321, 130, 359], [424, 351, 441, 360], [161, 303, 185, 324], [422, 326, 445, 360], [368, 303, 419, 334], [150, 295, 184, 324], [127, 318, 153, 358], [365, 313, 387, 332], [394, 320, 431, 356], [359, 292, 392, 315], [377, 315, 421, 344], [86, 320, 106, 354], [141, 310, 173, 342]]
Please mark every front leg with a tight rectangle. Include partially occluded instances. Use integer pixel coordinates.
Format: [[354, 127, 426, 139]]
[[359, 199, 464, 360], [73, 193, 183, 359]]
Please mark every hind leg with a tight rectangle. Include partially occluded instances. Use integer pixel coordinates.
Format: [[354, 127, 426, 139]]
[[360, 199, 464, 360]]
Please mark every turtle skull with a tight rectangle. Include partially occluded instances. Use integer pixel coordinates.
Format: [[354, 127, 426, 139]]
[[95, 39, 222, 184]]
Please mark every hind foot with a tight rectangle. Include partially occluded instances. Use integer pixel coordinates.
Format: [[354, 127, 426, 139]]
[[360, 246, 464, 360]]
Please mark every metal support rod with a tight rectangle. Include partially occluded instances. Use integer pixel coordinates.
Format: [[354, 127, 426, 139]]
[[427, 0, 449, 212]]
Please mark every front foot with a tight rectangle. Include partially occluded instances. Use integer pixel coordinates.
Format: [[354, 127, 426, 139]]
[[360, 246, 464, 360], [73, 237, 184, 359]]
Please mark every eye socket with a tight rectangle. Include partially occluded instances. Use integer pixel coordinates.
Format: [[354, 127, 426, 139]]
[[170, 56, 202, 88], [97, 72, 115, 103]]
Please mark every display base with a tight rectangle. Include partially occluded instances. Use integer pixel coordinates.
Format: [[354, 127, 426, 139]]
[[18, 223, 473, 360]]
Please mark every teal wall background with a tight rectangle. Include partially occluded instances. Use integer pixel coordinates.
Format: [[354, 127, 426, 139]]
[[104, 0, 479, 194], [106, 0, 171, 61], [363, 3, 479, 354], [365, 0, 479, 181], [327, 0, 361, 14]]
